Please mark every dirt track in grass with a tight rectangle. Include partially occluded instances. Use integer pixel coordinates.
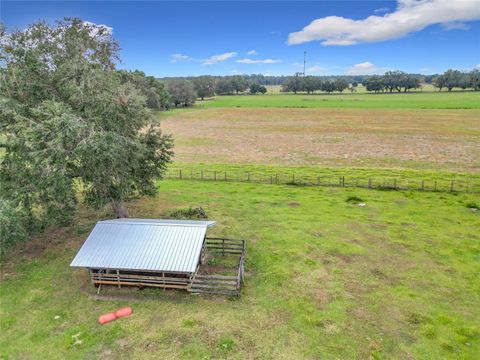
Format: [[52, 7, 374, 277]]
[[161, 108, 480, 172]]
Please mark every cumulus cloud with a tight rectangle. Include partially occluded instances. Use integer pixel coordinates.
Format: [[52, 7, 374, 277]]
[[236, 58, 281, 64], [169, 53, 190, 63], [344, 62, 387, 75], [246, 50, 257, 55], [202, 52, 237, 65], [288, 0, 480, 46]]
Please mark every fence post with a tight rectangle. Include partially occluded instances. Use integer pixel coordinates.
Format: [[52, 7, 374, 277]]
[[368, 178, 372, 189], [421, 180, 425, 191], [343, 176, 345, 187], [434, 180, 437, 192], [179, 170, 182, 180], [275, 173, 278, 184], [270, 174, 273, 184], [450, 180, 454, 192], [292, 174, 295, 184], [393, 179, 397, 189], [214, 171, 217, 181]]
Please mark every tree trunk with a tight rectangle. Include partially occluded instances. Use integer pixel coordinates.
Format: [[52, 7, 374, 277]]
[[112, 201, 128, 218]]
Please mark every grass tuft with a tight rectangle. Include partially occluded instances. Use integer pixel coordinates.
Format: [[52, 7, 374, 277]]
[[346, 195, 364, 204], [162, 206, 208, 219]]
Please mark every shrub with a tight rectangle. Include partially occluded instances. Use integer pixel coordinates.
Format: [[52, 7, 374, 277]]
[[0, 200, 28, 254], [162, 207, 208, 220]]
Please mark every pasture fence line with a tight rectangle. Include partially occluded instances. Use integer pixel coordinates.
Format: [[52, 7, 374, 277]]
[[165, 168, 480, 194]]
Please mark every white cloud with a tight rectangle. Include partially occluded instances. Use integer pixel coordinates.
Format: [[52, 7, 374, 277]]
[[83, 21, 113, 36], [236, 58, 281, 64], [344, 62, 387, 75], [307, 65, 327, 74], [374, 7, 390, 15], [202, 52, 237, 65], [288, 0, 480, 46], [246, 50, 257, 55], [169, 53, 190, 63], [442, 21, 470, 31]]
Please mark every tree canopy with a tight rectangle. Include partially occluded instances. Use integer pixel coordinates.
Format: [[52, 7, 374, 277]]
[[193, 76, 216, 100], [0, 18, 174, 249], [166, 79, 197, 107]]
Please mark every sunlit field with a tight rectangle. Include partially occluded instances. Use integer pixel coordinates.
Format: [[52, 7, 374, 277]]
[[195, 90, 480, 109]]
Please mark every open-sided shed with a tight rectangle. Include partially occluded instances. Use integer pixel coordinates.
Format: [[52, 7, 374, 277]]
[[70, 219, 245, 295]]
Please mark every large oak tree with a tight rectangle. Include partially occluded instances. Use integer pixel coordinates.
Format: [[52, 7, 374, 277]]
[[0, 18, 173, 245]]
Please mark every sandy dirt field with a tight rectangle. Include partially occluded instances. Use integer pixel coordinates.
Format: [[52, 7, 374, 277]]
[[161, 108, 480, 172]]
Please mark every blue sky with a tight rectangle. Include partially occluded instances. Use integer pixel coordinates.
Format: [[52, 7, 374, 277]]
[[2, 1, 480, 77]]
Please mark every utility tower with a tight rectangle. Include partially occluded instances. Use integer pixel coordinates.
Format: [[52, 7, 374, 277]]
[[303, 50, 307, 76]]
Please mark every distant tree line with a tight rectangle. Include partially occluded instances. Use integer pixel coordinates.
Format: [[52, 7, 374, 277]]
[[114, 68, 480, 110], [155, 68, 479, 102]]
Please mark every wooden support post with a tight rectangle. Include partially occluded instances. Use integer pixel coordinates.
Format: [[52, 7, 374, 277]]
[[117, 269, 121, 288], [421, 180, 425, 191], [292, 174, 295, 184], [275, 173, 278, 184], [368, 178, 372, 189], [450, 180, 455, 192], [393, 179, 397, 189], [434, 180, 437, 192], [179, 170, 182, 180]]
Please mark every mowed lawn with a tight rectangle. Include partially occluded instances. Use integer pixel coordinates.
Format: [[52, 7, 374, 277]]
[[161, 108, 480, 172], [195, 91, 480, 109], [1, 180, 479, 359]]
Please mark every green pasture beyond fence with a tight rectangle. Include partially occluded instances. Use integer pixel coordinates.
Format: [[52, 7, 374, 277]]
[[166, 168, 480, 194]]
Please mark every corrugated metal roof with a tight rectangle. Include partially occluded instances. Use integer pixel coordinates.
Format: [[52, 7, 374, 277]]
[[104, 218, 216, 227], [70, 219, 215, 273]]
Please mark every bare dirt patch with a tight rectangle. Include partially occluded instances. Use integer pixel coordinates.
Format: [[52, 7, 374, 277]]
[[161, 108, 480, 171]]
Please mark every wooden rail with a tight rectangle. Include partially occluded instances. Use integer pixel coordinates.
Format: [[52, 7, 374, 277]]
[[189, 237, 245, 296]]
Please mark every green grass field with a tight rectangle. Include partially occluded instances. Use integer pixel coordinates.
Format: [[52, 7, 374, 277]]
[[195, 91, 480, 109], [2, 90, 480, 359], [1, 180, 479, 359]]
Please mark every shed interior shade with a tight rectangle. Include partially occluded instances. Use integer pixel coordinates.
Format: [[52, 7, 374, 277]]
[[70, 219, 216, 273]]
